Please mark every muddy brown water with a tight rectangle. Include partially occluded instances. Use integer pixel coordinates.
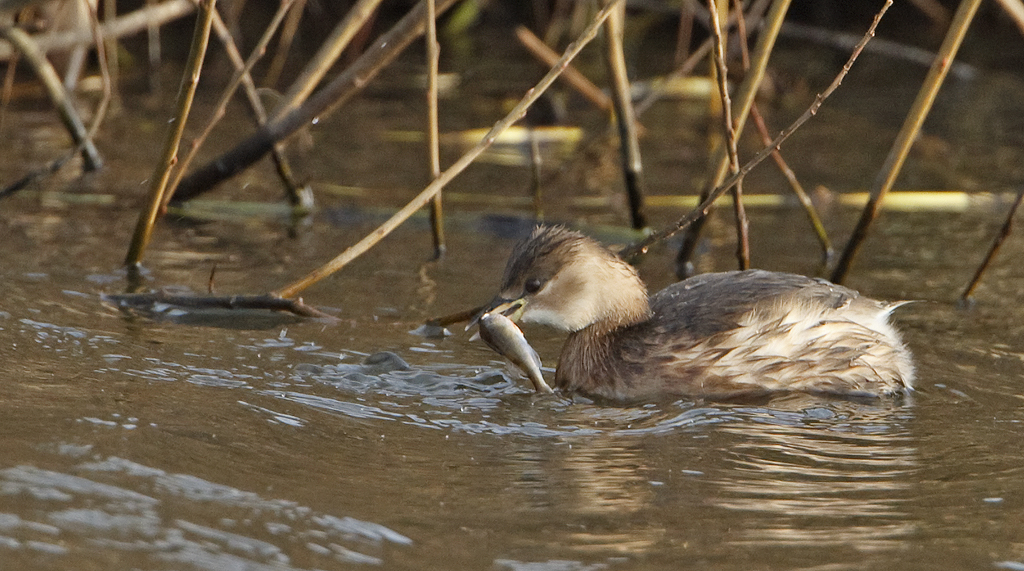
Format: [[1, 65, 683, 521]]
[[2, 30, 1024, 571]]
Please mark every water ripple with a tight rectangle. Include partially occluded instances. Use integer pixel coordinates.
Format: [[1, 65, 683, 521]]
[[0, 456, 412, 569]]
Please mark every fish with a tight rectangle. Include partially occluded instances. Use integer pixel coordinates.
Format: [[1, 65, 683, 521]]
[[477, 311, 553, 394]]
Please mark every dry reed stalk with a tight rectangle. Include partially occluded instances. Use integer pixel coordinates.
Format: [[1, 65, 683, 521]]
[[634, 0, 773, 117], [146, 0, 163, 91], [273, 0, 627, 299], [620, 0, 893, 262], [101, 0, 119, 100], [124, 0, 217, 269], [0, 43, 15, 134], [830, 0, 983, 284], [731, 1, 831, 264], [0, 0, 113, 196], [995, 0, 1024, 34], [635, 38, 711, 116], [274, 0, 385, 118], [425, 0, 446, 258], [779, 22, 976, 81], [604, 1, 647, 229], [199, 0, 306, 205], [84, 1, 112, 143], [0, 0, 195, 59], [515, 25, 612, 114], [960, 187, 1024, 302], [910, 0, 952, 26], [674, 1, 694, 66], [749, 106, 833, 263], [707, 0, 748, 269], [263, 0, 306, 88], [172, 0, 460, 202], [674, 0, 791, 276], [0, 25, 102, 171], [164, 0, 298, 208]]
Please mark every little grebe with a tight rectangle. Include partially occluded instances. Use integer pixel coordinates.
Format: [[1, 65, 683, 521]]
[[476, 226, 914, 400]]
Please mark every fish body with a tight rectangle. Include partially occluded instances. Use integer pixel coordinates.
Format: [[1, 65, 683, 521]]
[[478, 312, 553, 393]]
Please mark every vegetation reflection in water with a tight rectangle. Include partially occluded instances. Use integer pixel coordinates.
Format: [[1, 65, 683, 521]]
[[283, 345, 919, 555]]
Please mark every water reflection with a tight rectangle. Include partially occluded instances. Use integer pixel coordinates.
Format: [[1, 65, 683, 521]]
[[711, 400, 918, 550]]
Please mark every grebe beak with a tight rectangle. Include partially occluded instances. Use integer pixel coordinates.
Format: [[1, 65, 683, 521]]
[[466, 297, 526, 331]]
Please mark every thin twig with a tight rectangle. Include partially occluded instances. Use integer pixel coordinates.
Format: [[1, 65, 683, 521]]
[[101, 0, 120, 101], [620, 0, 893, 262], [830, 0, 982, 284], [960, 187, 1024, 302], [604, 1, 647, 229], [85, 0, 113, 144], [124, 0, 217, 269], [273, 0, 626, 299], [425, 0, 445, 258]]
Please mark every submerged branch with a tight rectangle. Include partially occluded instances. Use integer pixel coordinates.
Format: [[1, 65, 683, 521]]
[[103, 291, 334, 319]]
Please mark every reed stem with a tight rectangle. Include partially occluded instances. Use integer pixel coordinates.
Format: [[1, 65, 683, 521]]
[[604, 1, 646, 229], [124, 0, 216, 269], [831, 0, 984, 284], [674, 0, 791, 276], [425, 0, 446, 258]]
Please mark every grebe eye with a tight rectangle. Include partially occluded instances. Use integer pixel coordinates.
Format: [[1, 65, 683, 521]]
[[524, 278, 543, 294]]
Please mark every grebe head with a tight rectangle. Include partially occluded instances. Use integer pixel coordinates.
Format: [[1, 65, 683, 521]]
[[480, 226, 650, 332]]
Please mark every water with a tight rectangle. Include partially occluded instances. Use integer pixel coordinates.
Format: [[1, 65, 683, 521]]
[[2, 18, 1024, 570]]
